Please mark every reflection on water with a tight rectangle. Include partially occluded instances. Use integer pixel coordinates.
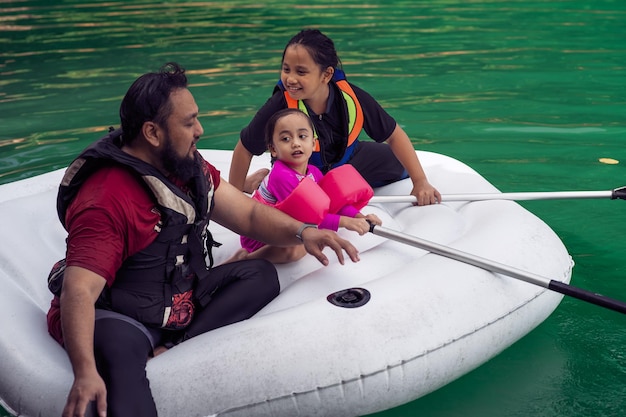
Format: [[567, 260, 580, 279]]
[[1, 1, 626, 417], [2, 1, 624, 184]]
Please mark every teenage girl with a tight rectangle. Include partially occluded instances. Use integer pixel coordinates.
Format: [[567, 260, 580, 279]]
[[232, 108, 382, 264], [229, 28, 441, 206]]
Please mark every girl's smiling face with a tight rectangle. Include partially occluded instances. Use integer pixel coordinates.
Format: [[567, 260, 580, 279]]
[[281, 44, 333, 105], [269, 111, 316, 174]]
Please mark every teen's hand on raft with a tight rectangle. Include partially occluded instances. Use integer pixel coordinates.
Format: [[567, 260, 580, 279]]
[[411, 180, 442, 206], [300, 227, 360, 266]]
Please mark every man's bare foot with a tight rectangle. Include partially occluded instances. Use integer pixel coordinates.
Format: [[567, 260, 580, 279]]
[[152, 345, 168, 358], [243, 168, 269, 194]]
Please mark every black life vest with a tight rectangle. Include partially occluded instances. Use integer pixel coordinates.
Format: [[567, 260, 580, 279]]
[[49, 128, 220, 330]]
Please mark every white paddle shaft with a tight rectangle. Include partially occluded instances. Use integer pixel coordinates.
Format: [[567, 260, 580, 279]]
[[369, 190, 615, 204]]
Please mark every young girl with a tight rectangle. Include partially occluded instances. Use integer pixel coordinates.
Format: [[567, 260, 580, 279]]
[[233, 108, 382, 264], [230, 28, 441, 206]]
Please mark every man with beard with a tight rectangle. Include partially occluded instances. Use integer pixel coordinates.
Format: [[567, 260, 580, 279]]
[[46, 62, 360, 417]]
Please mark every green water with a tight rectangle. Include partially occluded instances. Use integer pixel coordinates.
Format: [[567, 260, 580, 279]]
[[1, 0, 626, 416]]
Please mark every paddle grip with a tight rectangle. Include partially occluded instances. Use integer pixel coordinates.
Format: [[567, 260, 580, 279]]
[[611, 186, 626, 200], [548, 280, 626, 315]]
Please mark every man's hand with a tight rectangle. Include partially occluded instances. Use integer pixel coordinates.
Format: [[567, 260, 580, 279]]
[[300, 227, 360, 266], [62, 370, 107, 417]]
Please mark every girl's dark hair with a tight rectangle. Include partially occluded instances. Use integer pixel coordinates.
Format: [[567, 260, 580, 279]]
[[264, 108, 315, 150], [119, 62, 188, 143], [283, 29, 342, 72]]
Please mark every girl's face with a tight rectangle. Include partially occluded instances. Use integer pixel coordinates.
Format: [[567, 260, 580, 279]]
[[281, 44, 333, 104], [270, 113, 315, 174]]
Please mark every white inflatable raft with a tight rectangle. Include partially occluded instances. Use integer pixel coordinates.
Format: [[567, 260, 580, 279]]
[[0, 150, 573, 417]]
